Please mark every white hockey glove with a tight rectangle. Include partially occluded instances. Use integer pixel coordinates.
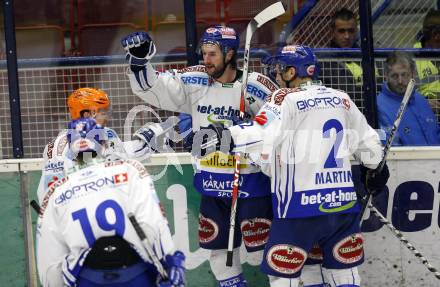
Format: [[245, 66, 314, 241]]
[[121, 31, 156, 72], [159, 251, 186, 287], [134, 117, 179, 152]]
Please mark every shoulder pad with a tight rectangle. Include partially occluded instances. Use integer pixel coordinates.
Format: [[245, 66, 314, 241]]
[[266, 88, 301, 105], [248, 72, 278, 93], [45, 132, 69, 160], [39, 176, 69, 217], [125, 159, 150, 178], [176, 65, 207, 75], [45, 139, 55, 159], [104, 159, 126, 168]]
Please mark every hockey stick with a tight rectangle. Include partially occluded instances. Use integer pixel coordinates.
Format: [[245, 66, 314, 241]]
[[359, 79, 440, 280], [226, 1, 286, 267], [128, 213, 168, 279], [359, 78, 415, 221], [30, 200, 41, 215], [366, 202, 440, 280]]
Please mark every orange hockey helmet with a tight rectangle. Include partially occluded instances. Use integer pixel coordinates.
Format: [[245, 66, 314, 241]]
[[67, 88, 110, 119]]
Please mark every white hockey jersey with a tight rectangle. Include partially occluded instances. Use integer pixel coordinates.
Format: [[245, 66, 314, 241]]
[[127, 64, 277, 198], [36, 158, 175, 287], [37, 128, 149, 203], [229, 82, 383, 218]]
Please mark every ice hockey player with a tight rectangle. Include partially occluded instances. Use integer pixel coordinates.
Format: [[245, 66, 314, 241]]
[[37, 87, 175, 203], [222, 45, 389, 287], [122, 26, 278, 286], [36, 117, 185, 287]]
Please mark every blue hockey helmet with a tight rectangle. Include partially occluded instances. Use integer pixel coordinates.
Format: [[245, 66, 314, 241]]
[[265, 45, 319, 79], [199, 25, 240, 53], [67, 117, 107, 158]]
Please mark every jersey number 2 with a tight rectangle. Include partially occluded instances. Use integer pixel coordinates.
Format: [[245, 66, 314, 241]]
[[323, 119, 344, 169], [72, 199, 125, 247]]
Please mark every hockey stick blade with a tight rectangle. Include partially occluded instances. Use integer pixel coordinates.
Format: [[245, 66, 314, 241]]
[[240, 1, 285, 119], [128, 213, 168, 279], [254, 2, 286, 28]]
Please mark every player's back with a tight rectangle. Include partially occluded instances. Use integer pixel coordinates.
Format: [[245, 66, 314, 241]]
[[43, 159, 148, 251], [272, 83, 362, 218]]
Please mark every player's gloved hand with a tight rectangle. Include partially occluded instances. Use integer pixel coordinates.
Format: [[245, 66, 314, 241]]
[[134, 117, 178, 152], [159, 251, 186, 287], [362, 162, 390, 195], [206, 123, 235, 153], [121, 31, 156, 72]]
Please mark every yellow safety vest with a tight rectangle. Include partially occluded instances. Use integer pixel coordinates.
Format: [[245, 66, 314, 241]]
[[345, 62, 380, 86], [414, 41, 440, 100]]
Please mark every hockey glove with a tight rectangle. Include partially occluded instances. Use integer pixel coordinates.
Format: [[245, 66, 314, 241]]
[[134, 118, 178, 152], [159, 251, 186, 287], [362, 162, 390, 195], [121, 31, 156, 72], [206, 123, 235, 153]]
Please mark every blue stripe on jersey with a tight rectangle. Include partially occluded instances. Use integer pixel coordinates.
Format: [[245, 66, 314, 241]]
[[193, 170, 270, 198], [274, 186, 360, 218], [282, 137, 295, 218], [63, 249, 89, 284], [62, 272, 75, 287]]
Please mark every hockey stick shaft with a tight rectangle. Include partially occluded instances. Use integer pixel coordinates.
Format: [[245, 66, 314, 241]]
[[379, 78, 416, 171], [227, 1, 285, 267], [367, 203, 440, 280], [359, 79, 415, 218], [30, 200, 41, 215], [128, 213, 168, 279], [226, 153, 241, 266]]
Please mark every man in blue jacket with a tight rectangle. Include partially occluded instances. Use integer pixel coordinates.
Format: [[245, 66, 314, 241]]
[[377, 51, 440, 145]]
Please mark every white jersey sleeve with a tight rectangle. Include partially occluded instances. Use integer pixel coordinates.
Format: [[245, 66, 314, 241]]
[[127, 63, 193, 113], [36, 197, 68, 287], [37, 131, 69, 203]]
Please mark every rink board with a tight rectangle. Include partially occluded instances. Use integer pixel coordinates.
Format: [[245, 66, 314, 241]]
[[0, 148, 439, 286]]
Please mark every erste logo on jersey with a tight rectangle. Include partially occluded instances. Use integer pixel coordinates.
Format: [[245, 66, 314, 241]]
[[333, 233, 364, 264], [198, 214, 219, 243], [241, 218, 271, 248], [266, 244, 307, 274]]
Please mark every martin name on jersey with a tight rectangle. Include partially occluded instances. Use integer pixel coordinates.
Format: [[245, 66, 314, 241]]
[[229, 83, 383, 218], [127, 64, 278, 199]]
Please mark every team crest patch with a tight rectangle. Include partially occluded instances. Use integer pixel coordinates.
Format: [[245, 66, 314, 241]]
[[333, 233, 364, 264], [241, 218, 271, 247], [308, 244, 323, 261], [267, 244, 307, 274], [113, 173, 128, 184], [198, 215, 218, 243]]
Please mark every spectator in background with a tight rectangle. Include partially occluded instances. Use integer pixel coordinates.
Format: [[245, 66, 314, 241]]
[[329, 8, 359, 49], [322, 8, 365, 106], [414, 9, 440, 122], [377, 51, 440, 146]]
